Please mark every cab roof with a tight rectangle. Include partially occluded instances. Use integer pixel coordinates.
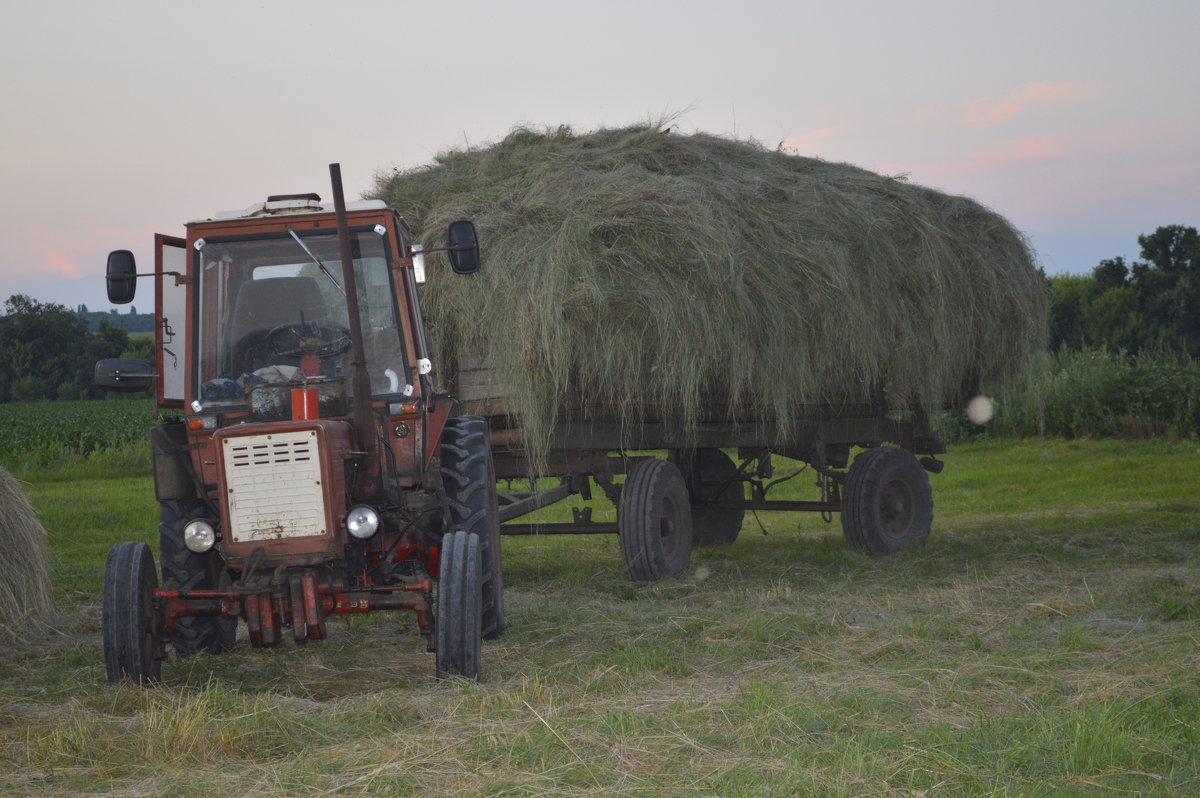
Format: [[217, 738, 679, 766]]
[[188, 195, 387, 224]]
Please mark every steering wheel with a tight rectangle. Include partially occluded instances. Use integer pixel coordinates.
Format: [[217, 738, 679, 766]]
[[267, 322, 353, 359]]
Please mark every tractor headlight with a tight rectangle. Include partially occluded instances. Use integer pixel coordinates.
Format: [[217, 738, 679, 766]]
[[346, 505, 381, 539], [183, 519, 217, 553]]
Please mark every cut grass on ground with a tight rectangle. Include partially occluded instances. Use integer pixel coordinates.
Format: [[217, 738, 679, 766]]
[[1, 439, 1198, 796]]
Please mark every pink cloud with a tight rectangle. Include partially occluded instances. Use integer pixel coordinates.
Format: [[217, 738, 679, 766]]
[[954, 135, 1067, 173], [967, 81, 1100, 127], [6, 220, 144, 286], [879, 135, 1066, 182], [780, 125, 854, 154], [36, 249, 86, 280], [883, 124, 1147, 182]]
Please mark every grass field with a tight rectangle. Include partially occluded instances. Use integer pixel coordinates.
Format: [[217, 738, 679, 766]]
[[1, 439, 1198, 796]]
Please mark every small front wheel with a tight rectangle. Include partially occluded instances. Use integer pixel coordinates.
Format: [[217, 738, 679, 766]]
[[440, 415, 504, 640], [841, 447, 933, 555], [436, 530, 482, 680], [102, 542, 163, 684]]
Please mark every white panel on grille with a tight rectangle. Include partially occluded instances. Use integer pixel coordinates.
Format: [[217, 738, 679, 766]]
[[223, 430, 327, 542]]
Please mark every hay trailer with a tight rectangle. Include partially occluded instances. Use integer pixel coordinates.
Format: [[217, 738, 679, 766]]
[[456, 368, 946, 581], [372, 125, 1043, 583], [94, 165, 503, 683]]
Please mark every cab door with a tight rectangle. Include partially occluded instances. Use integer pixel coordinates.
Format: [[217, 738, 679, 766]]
[[155, 234, 187, 407]]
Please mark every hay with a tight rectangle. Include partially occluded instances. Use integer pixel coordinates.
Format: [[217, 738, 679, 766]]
[[0, 466, 56, 642], [372, 124, 1046, 461]]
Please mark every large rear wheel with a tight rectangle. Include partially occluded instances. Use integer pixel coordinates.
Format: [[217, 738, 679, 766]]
[[102, 542, 162, 685], [619, 458, 693, 581], [159, 500, 236, 655], [440, 416, 504, 640], [436, 530, 482, 680], [841, 446, 932, 555]]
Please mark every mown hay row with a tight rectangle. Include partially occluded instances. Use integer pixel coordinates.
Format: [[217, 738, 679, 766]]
[[0, 466, 55, 642], [373, 124, 1046, 460]]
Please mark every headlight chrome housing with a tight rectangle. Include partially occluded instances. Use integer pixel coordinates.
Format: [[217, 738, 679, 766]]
[[346, 505, 381, 539], [182, 519, 217, 553]]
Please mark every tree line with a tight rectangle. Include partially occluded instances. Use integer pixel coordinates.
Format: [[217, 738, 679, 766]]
[[75, 304, 156, 334], [0, 295, 152, 403], [1048, 225, 1199, 354]]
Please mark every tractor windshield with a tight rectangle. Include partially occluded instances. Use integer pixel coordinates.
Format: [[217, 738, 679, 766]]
[[195, 227, 409, 409]]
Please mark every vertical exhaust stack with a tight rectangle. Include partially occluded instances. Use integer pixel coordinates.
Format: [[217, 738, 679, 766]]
[[329, 163, 379, 489]]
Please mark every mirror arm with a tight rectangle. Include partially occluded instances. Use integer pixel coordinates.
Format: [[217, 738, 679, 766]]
[[113, 271, 188, 286], [415, 244, 473, 255], [120, 270, 190, 286]]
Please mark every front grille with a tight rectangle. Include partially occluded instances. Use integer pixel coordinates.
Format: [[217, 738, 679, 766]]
[[222, 430, 327, 543]]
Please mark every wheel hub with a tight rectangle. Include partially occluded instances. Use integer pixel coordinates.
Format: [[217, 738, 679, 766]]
[[879, 479, 914, 537]]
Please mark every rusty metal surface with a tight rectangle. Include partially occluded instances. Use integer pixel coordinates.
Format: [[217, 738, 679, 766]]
[[157, 577, 434, 649], [214, 418, 353, 566], [496, 482, 576, 523], [179, 203, 438, 504]]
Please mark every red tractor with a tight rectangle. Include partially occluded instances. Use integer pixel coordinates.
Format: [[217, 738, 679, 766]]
[[96, 165, 502, 683]]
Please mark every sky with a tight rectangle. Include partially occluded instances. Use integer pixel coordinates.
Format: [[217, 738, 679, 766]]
[[1, 0, 1197, 311]]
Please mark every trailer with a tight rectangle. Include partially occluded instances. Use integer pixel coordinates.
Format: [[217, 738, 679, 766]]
[[369, 127, 1049, 583], [366, 127, 1053, 584], [452, 357, 946, 581]]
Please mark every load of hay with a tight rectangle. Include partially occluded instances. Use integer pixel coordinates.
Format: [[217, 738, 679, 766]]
[[373, 124, 1046, 459], [0, 466, 55, 643]]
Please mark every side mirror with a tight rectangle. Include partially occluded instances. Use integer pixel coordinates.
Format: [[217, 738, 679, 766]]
[[446, 220, 482, 275], [94, 358, 155, 393], [107, 250, 138, 304]]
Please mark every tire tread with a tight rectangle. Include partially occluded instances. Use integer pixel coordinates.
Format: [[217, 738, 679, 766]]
[[440, 416, 504, 639], [436, 530, 482, 679], [618, 459, 693, 581], [841, 446, 932, 556]]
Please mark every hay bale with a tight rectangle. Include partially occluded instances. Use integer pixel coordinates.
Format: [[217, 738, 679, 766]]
[[373, 124, 1046, 460], [0, 466, 56, 642]]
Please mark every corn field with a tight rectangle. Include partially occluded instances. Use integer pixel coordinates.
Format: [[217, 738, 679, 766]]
[[0, 400, 155, 468]]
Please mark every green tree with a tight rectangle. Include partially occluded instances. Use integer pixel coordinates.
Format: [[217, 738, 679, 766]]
[[1047, 274, 1093, 350], [1131, 225, 1200, 351], [1048, 226, 1199, 355], [1136, 225, 1199, 276], [9, 376, 52, 403], [1093, 256, 1128, 293], [0, 294, 133, 402], [1081, 285, 1144, 352]]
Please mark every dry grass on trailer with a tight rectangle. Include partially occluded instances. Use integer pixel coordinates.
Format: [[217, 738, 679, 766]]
[[373, 124, 1047, 462]]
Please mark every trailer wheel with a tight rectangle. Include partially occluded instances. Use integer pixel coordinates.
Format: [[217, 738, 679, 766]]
[[440, 415, 504, 640], [436, 530, 482, 680], [619, 459, 693, 581], [685, 449, 745, 547], [160, 500, 236, 655], [841, 446, 932, 555], [102, 542, 162, 685]]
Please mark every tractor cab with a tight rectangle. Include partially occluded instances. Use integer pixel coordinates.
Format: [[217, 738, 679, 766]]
[[184, 195, 428, 412], [193, 213, 409, 410]]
